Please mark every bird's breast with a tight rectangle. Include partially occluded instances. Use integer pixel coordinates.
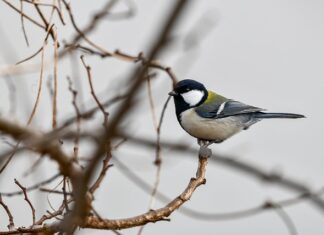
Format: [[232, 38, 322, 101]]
[[180, 109, 244, 141]]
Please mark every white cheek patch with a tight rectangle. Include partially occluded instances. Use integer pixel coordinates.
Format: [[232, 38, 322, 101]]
[[181, 90, 204, 106]]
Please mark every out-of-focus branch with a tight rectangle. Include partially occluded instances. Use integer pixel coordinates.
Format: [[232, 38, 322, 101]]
[[122, 135, 324, 214], [1, 173, 60, 197], [65, 44, 178, 85], [62, 1, 190, 233], [113, 156, 324, 221], [0, 118, 80, 178]]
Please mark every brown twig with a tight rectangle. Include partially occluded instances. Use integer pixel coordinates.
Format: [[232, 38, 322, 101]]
[[146, 74, 158, 130], [35, 198, 73, 226], [61, 0, 119, 55], [62, 177, 70, 212], [80, 55, 109, 126], [58, 94, 126, 131], [66, 76, 81, 160], [52, 27, 59, 129], [19, 0, 29, 46], [84, 149, 208, 230], [0, 118, 79, 178], [15, 23, 54, 65], [2, 0, 46, 29], [14, 179, 36, 225], [31, 0, 57, 43], [65, 44, 178, 85], [0, 33, 48, 174], [60, 1, 190, 233], [21, 0, 65, 25], [0, 194, 15, 230], [26, 42, 46, 125], [1, 173, 60, 197], [89, 150, 113, 194], [138, 96, 171, 234]]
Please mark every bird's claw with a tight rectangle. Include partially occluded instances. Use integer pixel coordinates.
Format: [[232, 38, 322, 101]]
[[199, 146, 212, 158]]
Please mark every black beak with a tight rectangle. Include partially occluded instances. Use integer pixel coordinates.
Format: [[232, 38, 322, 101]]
[[168, 91, 177, 96]]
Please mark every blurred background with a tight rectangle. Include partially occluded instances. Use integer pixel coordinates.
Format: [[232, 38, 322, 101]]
[[0, 0, 323, 234]]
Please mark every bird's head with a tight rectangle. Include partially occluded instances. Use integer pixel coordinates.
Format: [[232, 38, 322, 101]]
[[169, 79, 208, 113]]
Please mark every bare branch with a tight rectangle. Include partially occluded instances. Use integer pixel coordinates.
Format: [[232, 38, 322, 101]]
[[0, 194, 15, 230], [80, 55, 109, 126], [1, 173, 60, 197], [2, 0, 46, 29], [14, 179, 36, 225], [84, 150, 209, 230]]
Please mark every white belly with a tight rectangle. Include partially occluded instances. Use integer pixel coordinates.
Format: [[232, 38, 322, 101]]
[[180, 109, 244, 141]]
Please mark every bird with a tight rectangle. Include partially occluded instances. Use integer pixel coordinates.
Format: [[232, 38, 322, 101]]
[[168, 79, 305, 147]]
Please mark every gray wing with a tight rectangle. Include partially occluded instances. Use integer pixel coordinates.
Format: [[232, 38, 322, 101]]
[[195, 100, 265, 119]]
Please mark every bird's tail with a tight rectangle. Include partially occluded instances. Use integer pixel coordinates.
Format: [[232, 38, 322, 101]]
[[254, 112, 305, 119]]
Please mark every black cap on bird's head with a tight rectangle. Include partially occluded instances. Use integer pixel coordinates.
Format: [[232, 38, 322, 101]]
[[169, 79, 208, 116], [169, 79, 207, 97]]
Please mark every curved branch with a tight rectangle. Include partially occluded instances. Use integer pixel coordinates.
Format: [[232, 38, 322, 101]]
[[83, 151, 208, 230]]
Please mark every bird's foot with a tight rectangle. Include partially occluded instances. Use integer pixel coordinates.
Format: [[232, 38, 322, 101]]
[[199, 146, 212, 158], [198, 139, 213, 158], [198, 139, 217, 148]]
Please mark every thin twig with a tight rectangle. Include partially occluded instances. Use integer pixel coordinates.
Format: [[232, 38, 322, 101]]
[[52, 27, 58, 129], [23, 154, 44, 176], [19, 0, 29, 46], [14, 179, 36, 225], [16, 24, 54, 65], [89, 150, 113, 194], [31, 0, 57, 42], [66, 76, 81, 160], [2, 0, 46, 29], [1, 173, 60, 197], [21, 0, 65, 25], [146, 73, 158, 130], [27, 42, 46, 125], [138, 96, 171, 234], [62, 177, 70, 212], [271, 201, 298, 235], [65, 44, 178, 85], [35, 198, 73, 226], [0, 194, 15, 230], [61, 0, 119, 56], [80, 55, 109, 126]]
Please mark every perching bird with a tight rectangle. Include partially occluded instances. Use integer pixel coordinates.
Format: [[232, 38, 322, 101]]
[[168, 79, 304, 147]]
